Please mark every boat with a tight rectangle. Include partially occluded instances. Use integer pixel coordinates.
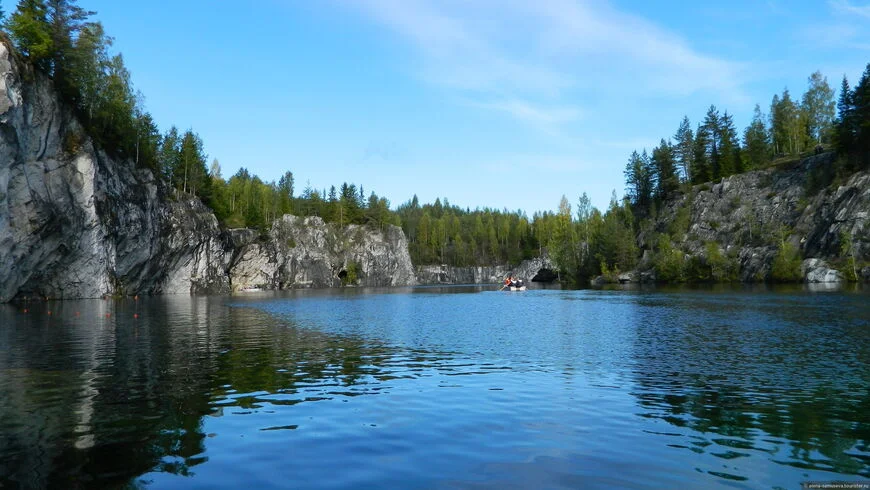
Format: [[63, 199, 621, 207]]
[[502, 279, 526, 291]]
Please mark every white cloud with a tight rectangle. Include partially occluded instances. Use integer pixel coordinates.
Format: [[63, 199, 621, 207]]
[[467, 98, 581, 126], [348, 0, 749, 124], [829, 0, 870, 19]]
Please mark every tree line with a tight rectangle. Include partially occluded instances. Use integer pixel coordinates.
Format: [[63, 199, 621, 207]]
[[4, 3, 866, 281], [625, 70, 839, 218]]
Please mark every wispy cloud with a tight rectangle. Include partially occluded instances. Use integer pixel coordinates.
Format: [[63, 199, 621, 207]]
[[348, 0, 749, 125], [829, 0, 870, 19], [466, 98, 581, 126]]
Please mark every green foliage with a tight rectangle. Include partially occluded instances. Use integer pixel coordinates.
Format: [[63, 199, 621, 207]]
[[802, 71, 836, 146], [705, 241, 738, 282], [6, 1, 161, 170], [652, 235, 685, 282], [839, 231, 858, 282], [624, 150, 654, 215], [834, 64, 870, 171], [770, 232, 803, 282], [743, 104, 771, 170], [6, 0, 53, 69], [341, 262, 361, 286], [668, 199, 692, 237], [673, 116, 694, 182]]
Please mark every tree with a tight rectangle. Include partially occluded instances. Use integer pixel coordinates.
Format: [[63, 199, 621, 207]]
[[549, 195, 577, 276], [624, 150, 653, 214], [673, 116, 694, 183], [277, 170, 294, 215], [701, 105, 722, 179], [835, 75, 855, 155], [718, 111, 742, 177], [45, 0, 95, 100], [6, 0, 53, 70], [691, 123, 710, 184], [652, 139, 679, 199], [771, 89, 802, 155], [743, 104, 771, 169], [178, 129, 209, 199], [801, 71, 836, 146], [159, 126, 181, 187]]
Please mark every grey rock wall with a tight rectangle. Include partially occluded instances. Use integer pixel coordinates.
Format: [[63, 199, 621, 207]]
[[639, 153, 869, 282], [0, 42, 416, 301], [230, 216, 416, 290], [415, 256, 556, 285]]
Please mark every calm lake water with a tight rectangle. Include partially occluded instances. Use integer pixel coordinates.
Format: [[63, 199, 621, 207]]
[[1, 285, 868, 489]]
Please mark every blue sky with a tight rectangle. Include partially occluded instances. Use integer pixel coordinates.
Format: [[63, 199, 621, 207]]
[[4, 0, 868, 213]]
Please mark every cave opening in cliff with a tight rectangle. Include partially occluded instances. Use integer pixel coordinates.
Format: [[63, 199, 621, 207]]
[[531, 268, 558, 282], [337, 270, 348, 279]]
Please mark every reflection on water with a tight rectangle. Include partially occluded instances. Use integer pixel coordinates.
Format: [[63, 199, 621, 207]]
[[0, 286, 868, 489]]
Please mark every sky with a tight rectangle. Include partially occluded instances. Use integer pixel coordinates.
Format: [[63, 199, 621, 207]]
[[3, 0, 868, 213]]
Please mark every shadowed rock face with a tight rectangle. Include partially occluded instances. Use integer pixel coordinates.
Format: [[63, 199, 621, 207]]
[[637, 153, 869, 283], [0, 42, 231, 301], [415, 256, 557, 285], [0, 43, 417, 301]]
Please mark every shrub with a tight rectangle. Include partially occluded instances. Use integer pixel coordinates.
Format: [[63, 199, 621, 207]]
[[705, 241, 738, 282], [652, 235, 685, 282], [342, 261, 362, 286], [770, 240, 802, 282]]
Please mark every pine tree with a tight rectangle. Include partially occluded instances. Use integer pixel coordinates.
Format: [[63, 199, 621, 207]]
[[673, 116, 694, 183], [691, 124, 710, 184], [7, 0, 53, 70], [45, 0, 95, 100], [702, 105, 722, 179], [835, 75, 855, 155], [853, 64, 870, 168], [652, 139, 679, 199], [743, 104, 771, 169], [624, 150, 653, 213], [718, 111, 742, 177]]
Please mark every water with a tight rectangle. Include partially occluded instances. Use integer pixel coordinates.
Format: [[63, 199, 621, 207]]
[[1, 286, 868, 489]]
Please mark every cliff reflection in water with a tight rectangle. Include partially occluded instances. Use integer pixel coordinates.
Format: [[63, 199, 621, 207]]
[[628, 291, 870, 479], [0, 296, 417, 489]]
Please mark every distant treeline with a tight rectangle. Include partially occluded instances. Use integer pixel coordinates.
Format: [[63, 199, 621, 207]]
[[3, 2, 867, 280]]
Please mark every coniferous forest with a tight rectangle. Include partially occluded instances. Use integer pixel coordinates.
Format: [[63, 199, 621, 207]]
[[2, 1, 869, 283]]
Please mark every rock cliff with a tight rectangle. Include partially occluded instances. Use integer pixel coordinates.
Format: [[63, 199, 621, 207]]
[[0, 42, 416, 301], [230, 216, 416, 290], [638, 153, 869, 283], [415, 256, 557, 285]]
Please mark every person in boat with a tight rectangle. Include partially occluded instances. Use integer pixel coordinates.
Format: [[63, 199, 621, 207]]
[[504, 274, 513, 288]]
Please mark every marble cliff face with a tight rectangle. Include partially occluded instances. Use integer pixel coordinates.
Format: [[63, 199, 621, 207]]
[[0, 42, 416, 302]]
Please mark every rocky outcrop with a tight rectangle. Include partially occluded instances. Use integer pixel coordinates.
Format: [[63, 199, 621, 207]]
[[639, 153, 869, 282], [0, 42, 416, 301], [801, 259, 843, 283], [230, 216, 416, 290], [415, 256, 557, 285], [0, 42, 232, 301]]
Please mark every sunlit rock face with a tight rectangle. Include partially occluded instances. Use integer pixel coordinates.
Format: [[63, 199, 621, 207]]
[[0, 42, 416, 301], [0, 42, 231, 301], [636, 152, 869, 283], [229, 215, 417, 290]]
